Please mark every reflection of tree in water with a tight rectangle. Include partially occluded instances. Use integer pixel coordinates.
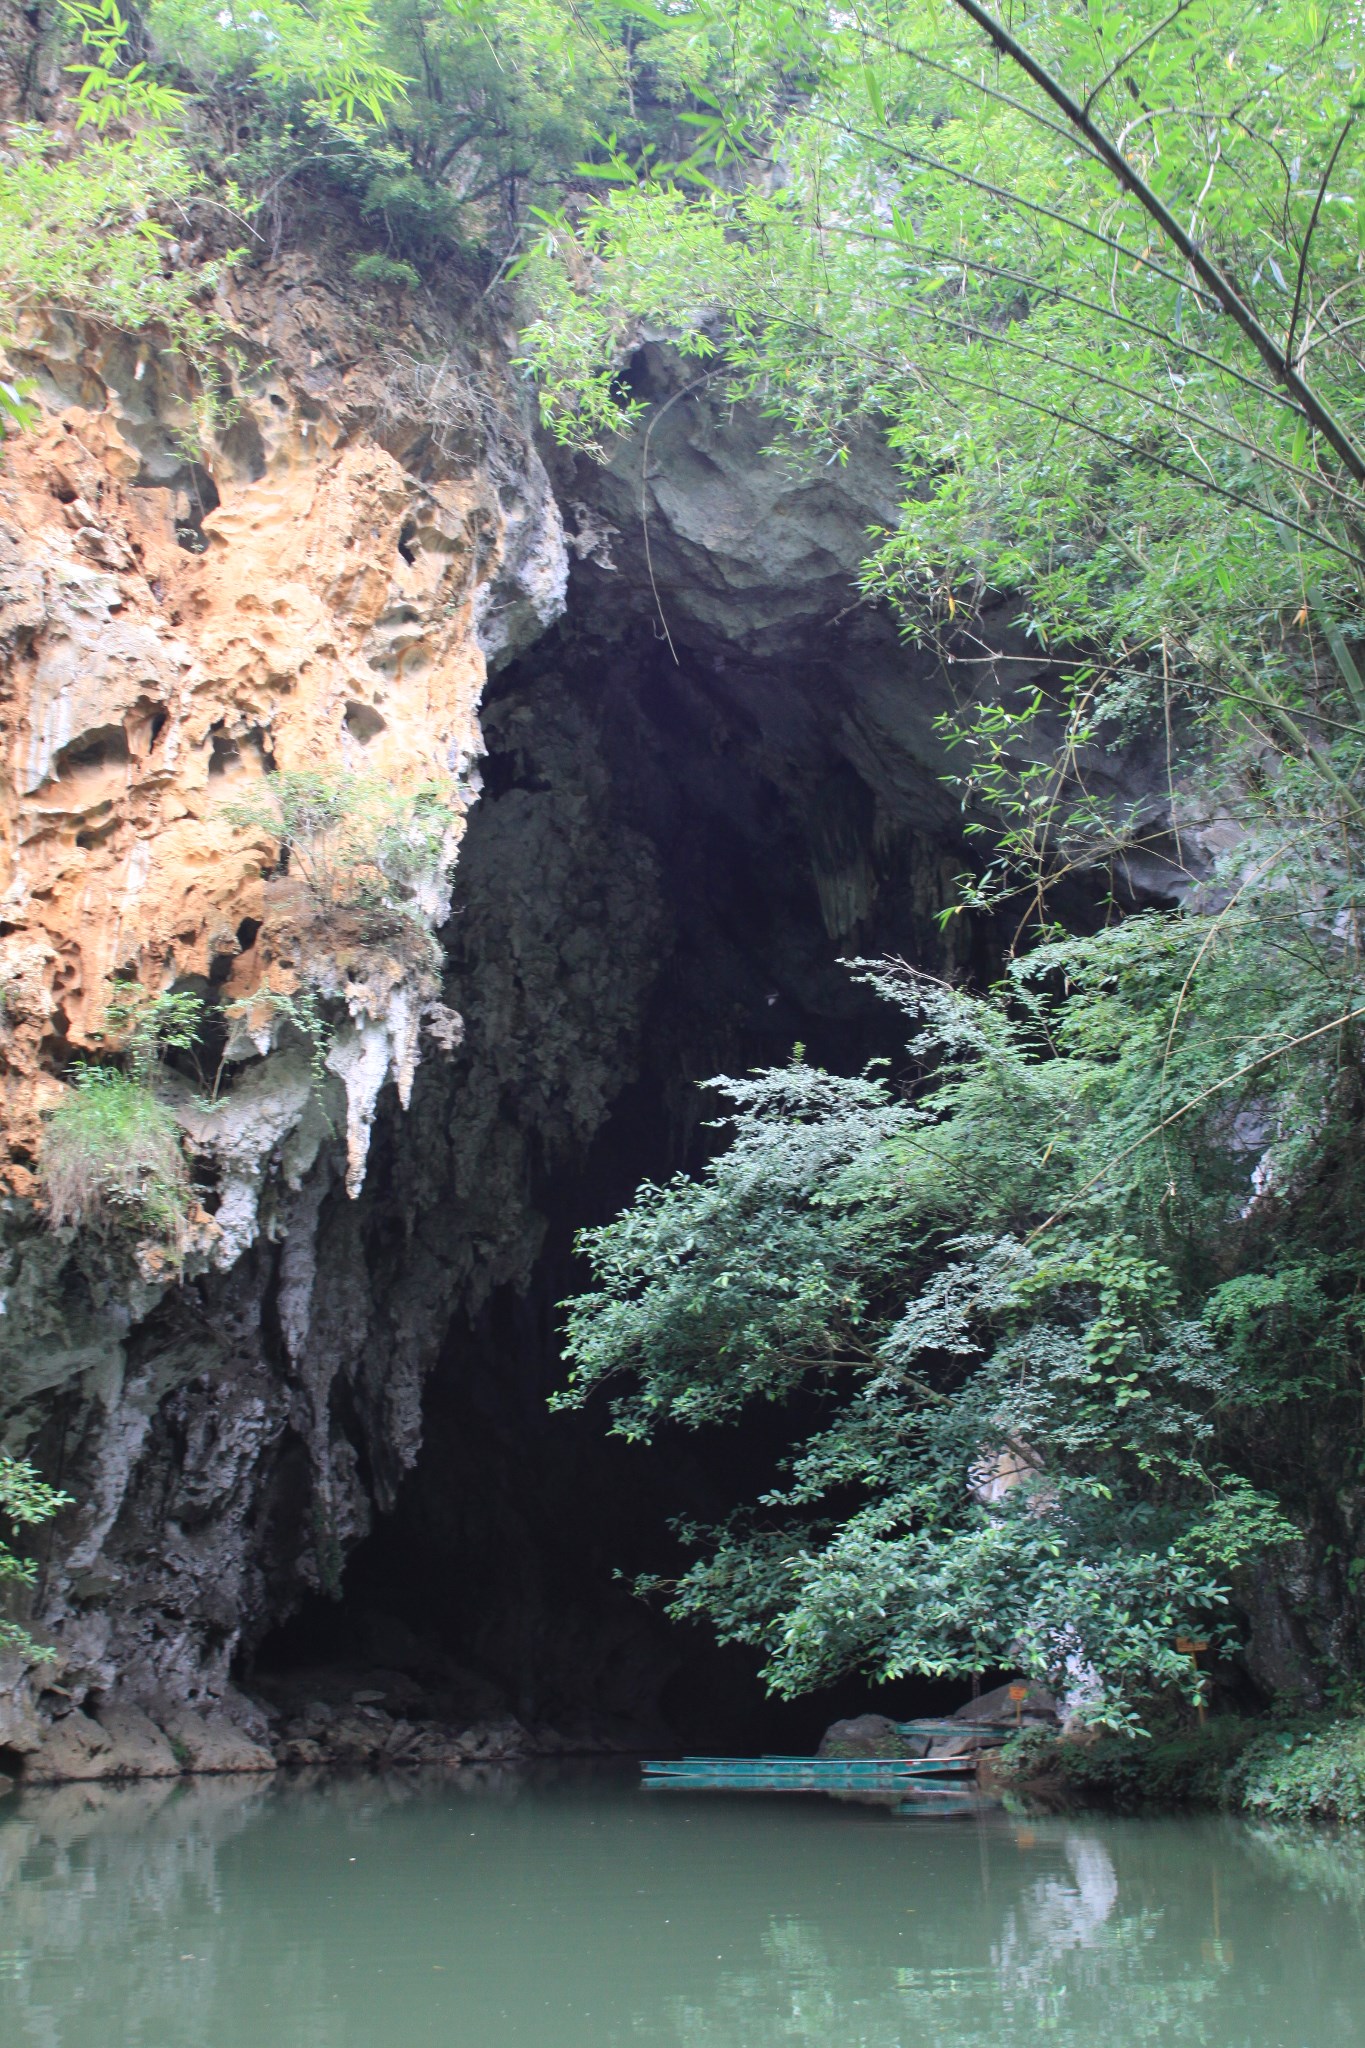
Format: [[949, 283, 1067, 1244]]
[[1243, 1822, 1365, 1913], [995, 1829, 1120, 1982], [635, 1831, 1229, 2048], [5, 1786, 1365, 2048]]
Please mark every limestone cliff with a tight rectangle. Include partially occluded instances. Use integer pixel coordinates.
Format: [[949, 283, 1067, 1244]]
[[0, 279, 565, 1225], [0, 266, 568, 1767]]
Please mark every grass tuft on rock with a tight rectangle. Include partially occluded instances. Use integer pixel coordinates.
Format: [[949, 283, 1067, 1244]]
[[41, 1067, 190, 1247]]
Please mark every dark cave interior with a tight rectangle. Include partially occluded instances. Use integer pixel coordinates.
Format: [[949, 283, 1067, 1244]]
[[251, 544, 1005, 1753]]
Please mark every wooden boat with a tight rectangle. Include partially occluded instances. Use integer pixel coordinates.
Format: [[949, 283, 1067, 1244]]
[[640, 1753, 979, 1791]]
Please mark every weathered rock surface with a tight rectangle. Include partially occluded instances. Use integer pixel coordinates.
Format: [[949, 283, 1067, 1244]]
[[14, 1694, 275, 1782], [952, 1681, 1058, 1728], [818, 1714, 918, 1761], [271, 1703, 545, 1771], [0, 282, 563, 1214], [88, 1702, 180, 1779], [159, 1707, 276, 1776], [21, 1707, 112, 1784], [818, 1682, 1061, 1773], [0, 259, 570, 1766]]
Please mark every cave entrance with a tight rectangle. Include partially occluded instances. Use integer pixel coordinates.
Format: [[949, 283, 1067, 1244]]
[[252, 452, 993, 1751]]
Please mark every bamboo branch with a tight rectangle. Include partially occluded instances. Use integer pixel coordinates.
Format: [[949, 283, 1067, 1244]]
[[1286, 115, 1357, 373], [946, 0, 1365, 486]]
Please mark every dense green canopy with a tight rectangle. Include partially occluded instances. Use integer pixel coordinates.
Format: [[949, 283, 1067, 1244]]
[[524, 0, 1365, 1721]]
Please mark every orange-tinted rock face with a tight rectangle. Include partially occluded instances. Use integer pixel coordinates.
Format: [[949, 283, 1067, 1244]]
[[0, 307, 566, 1218], [0, 295, 573, 1748]]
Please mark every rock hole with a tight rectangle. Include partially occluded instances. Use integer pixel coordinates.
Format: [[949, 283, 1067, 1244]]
[[54, 726, 131, 779], [208, 725, 273, 779], [207, 730, 240, 778], [344, 701, 387, 745], [39, 1003, 73, 1070], [235, 918, 261, 953], [216, 414, 267, 485], [396, 521, 418, 567], [75, 814, 120, 851], [174, 465, 221, 553]]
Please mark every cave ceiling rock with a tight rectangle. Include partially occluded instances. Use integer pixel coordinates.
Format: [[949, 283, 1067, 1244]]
[[561, 346, 1195, 893]]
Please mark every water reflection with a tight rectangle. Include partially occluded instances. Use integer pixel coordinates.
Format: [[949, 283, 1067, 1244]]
[[0, 1768, 1361, 2047]]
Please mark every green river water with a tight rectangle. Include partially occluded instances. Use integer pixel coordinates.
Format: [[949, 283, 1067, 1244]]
[[0, 1764, 1362, 2046]]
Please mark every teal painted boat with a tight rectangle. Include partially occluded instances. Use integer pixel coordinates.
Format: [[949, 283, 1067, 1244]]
[[640, 1755, 979, 1792]]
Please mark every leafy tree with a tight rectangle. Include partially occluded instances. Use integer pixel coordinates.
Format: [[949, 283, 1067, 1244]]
[[521, 0, 1365, 908], [142, 0, 407, 124], [0, 375, 37, 460], [560, 918, 1361, 1723], [0, 2, 235, 381], [60, 0, 189, 130], [0, 1454, 70, 1661], [535, 1, 1365, 1721], [349, 0, 630, 248], [0, 120, 230, 376]]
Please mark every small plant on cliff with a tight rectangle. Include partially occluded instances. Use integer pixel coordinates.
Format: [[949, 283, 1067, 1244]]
[[0, 377, 36, 451], [350, 250, 420, 295], [0, 1453, 71, 1661], [223, 770, 455, 962], [220, 984, 333, 1093], [40, 1066, 191, 1246], [98, 983, 206, 1081]]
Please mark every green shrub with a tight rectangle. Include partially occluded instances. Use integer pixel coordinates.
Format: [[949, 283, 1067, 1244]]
[[99, 984, 205, 1082], [995, 1717, 1365, 1825], [222, 769, 455, 956], [41, 1067, 190, 1247], [1235, 1720, 1365, 1827], [350, 250, 420, 294], [998, 1721, 1261, 1810], [0, 124, 228, 375], [0, 1453, 70, 1661]]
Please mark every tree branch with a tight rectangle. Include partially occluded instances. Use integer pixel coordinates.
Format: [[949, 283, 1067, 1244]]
[[1030, 1001, 1365, 1243], [1285, 113, 1357, 373], [1082, 0, 1200, 117], [946, 0, 1365, 485]]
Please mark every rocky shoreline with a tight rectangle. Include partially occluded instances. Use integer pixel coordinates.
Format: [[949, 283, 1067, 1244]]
[[0, 1667, 654, 1793]]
